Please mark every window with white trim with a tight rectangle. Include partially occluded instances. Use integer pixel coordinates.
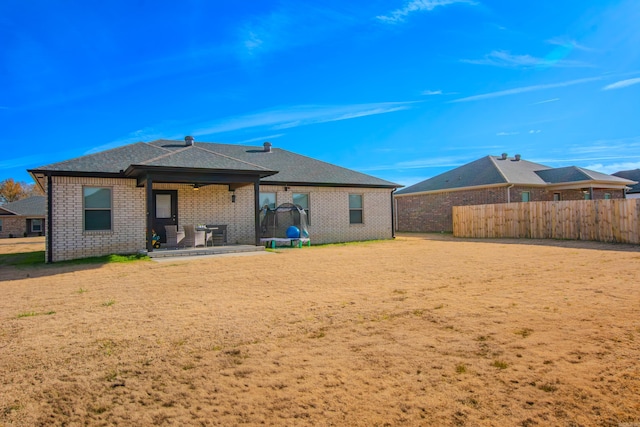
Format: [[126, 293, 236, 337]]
[[293, 193, 310, 224], [31, 219, 42, 232], [349, 194, 363, 224], [84, 187, 112, 231]]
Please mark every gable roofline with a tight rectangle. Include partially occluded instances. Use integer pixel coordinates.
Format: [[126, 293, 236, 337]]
[[28, 139, 399, 189], [0, 206, 19, 215], [0, 196, 46, 217], [396, 154, 634, 196]]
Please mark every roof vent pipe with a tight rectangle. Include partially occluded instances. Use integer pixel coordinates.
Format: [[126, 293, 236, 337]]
[[501, 153, 508, 160], [514, 154, 521, 161], [185, 136, 195, 146], [263, 141, 272, 153]]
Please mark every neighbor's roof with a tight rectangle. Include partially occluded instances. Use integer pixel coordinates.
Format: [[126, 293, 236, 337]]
[[612, 169, 640, 193], [396, 155, 634, 195], [0, 196, 45, 216], [536, 166, 633, 185], [396, 155, 550, 195], [29, 140, 399, 188]]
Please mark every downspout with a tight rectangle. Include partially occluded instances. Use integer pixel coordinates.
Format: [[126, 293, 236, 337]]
[[145, 176, 153, 252], [391, 189, 396, 239], [589, 187, 594, 200], [46, 173, 53, 263], [506, 184, 514, 203]]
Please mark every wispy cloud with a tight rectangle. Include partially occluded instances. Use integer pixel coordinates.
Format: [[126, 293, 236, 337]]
[[422, 90, 443, 96], [86, 128, 169, 154], [451, 76, 603, 103], [602, 77, 640, 90], [193, 102, 418, 136], [546, 37, 592, 52], [462, 50, 590, 68], [529, 129, 541, 134], [236, 134, 285, 144], [532, 136, 640, 172], [496, 131, 519, 136], [531, 98, 560, 105], [565, 136, 640, 155], [376, 0, 477, 24], [239, 6, 355, 57], [583, 161, 640, 174], [359, 155, 467, 171]]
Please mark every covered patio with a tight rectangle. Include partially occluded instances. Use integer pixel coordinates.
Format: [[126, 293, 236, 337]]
[[124, 150, 277, 253]]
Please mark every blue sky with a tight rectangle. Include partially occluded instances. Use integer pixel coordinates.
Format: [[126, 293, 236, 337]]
[[2, 0, 640, 187]]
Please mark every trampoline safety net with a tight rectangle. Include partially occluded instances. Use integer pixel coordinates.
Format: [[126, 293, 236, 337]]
[[260, 203, 309, 239]]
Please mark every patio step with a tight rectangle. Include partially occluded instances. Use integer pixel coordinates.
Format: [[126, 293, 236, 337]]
[[146, 245, 265, 259]]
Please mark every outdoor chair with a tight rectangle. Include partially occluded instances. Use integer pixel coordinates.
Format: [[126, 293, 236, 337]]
[[164, 225, 185, 248], [182, 224, 206, 248]]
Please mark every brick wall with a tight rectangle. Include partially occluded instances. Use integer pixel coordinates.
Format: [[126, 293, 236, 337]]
[[395, 186, 626, 233], [48, 177, 146, 262], [260, 185, 394, 244], [47, 177, 395, 261], [0, 217, 26, 238]]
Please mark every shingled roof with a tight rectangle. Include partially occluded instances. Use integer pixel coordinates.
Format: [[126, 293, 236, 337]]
[[396, 154, 634, 195], [612, 169, 640, 194], [0, 196, 45, 216], [29, 139, 399, 189]]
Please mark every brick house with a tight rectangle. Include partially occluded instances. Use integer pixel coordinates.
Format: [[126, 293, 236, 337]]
[[28, 137, 400, 262], [395, 153, 636, 233], [0, 196, 46, 238], [613, 169, 640, 199]]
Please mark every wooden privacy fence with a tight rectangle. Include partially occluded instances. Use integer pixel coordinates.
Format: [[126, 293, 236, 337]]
[[453, 199, 640, 244]]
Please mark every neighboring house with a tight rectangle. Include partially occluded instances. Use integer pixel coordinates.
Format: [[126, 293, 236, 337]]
[[613, 169, 640, 199], [28, 137, 400, 262], [395, 153, 636, 233], [0, 196, 46, 238]]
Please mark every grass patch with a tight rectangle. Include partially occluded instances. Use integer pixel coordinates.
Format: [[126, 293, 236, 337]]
[[102, 299, 116, 307], [77, 288, 88, 294], [492, 360, 508, 369], [538, 383, 558, 392], [455, 364, 467, 374], [64, 253, 149, 265], [0, 251, 45, 267], [17, 310, 55, 318], [17, 311, 38, 318], [514, 328, 534, 338], [0, 251, 148, 267]]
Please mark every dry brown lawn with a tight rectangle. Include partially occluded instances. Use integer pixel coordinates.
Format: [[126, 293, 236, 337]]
[[1, 235, 639, 426]]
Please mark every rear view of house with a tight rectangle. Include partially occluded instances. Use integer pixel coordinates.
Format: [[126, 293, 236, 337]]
[[395, 154, 636, 233], [28, 138, 400, 262]]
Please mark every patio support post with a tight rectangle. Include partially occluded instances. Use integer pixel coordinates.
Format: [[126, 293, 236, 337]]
[[46, 173, 53, 263], [146, 176, 154, 252], [254, 178, 261, 246]]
